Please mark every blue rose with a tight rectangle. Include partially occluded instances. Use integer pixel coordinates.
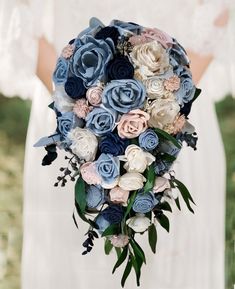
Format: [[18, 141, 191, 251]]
[[169, 40, 189, 68], [99, 133, 129, 156], [138, 129, 159, 151], [95, 26, 120, 45], [158, 140, 181, 157], [65, 76, 86, 99], [154, 159, 172, 176], [110, 20, 142, 35], [85, 107, 117, 137], [132, 191, 158, 214], [101, 205, 124, 224], [175, 67, 196, 105], [70, 35, 114, 87], [86, 185, 105, 208], [53, 57, 69, 85], [95, 215, 110, 233], [102, 79, 146, 114], [95, 153, 120, 184], [106, 56, 134, 80], [56, 112, 83, 139]]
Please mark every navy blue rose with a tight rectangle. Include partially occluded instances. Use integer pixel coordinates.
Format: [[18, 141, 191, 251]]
[[85, 107, 117, 137], [64, 76, 86, 99], [95, 26, 120, 45], [57, 112, 83, 139], [86, 185, 105, 208], [95, 153, 120, 184], [158, 140, 181, 157], [70, 35, 114, 87], [138, 129, 159, 151], [175, 67, 196, 106], [132, 191, 158, 214], [102, 79, 146, 114], [101, 205, 124, 224], [154, 159, 172, 176], [53, 57, 69, 85], [106, 56, 134, 80], [99, 133, 129, 156]]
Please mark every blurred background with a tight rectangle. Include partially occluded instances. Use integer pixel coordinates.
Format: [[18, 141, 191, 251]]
[[0, 92, 234, 289]]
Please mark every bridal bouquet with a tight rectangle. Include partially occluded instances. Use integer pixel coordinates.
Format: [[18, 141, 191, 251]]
[[35, 18, 200, 287]]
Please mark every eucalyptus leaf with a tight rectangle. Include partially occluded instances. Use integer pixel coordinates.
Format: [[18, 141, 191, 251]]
[[121, 258, 132, 288], [72, 212, 79, 229], [75, 177, 86, 214], [192, 88, 201, 102], [130, 252, 141, 286], [112, 246, 128, 274], [104, 238, 113, 255], [123, 191, 137, 220], [154, 127, 182, 149], [157, 214, 170, 233], [148, 223, 157, 253], [115, 247, 122, 259], [143, 165, 155, 193], [175, 197, 181, 211], [160, 202, 172, 212], [130, 239, 146, 264]]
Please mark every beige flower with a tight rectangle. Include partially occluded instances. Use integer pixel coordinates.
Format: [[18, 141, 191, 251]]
[[109, 186, 129, 205], [146, 99, 180, 132], [130, 41, 169, 79], [153, 177, 171, 193], [144, 77, 165, 99], [109, 234, 129, 248], [117, 109, 150, 139], [126, 213, 151, 233], [119, 172, 146, 191], [73, 98, 92, 119], [122, 145, 155, 173], [86, 85, 103, 106], [68, 128, 98, 162]]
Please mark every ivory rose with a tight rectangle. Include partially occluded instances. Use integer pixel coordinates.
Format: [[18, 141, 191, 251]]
[[126, 213, 151, 233], [118, 172, 146, 191]]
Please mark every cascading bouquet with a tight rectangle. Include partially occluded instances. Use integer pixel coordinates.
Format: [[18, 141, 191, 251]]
[[35, 17, 200, 287]]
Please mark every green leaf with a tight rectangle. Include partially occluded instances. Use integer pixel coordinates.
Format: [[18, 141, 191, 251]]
[[157, 214, 170, 233], [154, 127, 182, 149], [75, 177, 86, 214], [148, 223, 157, 253], [130, 239, 146, 264], [102, 223, 120, 237], [160, 202, 172, 212], [72, 212, 78, 229], [121, 258, 132, 288], [124, 191, 137, 220], [160, 153, 177, 163], [48, 102, 54, 110], [175, 197, 181, 211], [143, 164, 155, 193], [192, 88, 201, 102], [130, 252, 141, 286], [173, 178, 195, 214], [115, 247, 122, 259], [104, 238, 113, 255], [112, 246, 128, 274]]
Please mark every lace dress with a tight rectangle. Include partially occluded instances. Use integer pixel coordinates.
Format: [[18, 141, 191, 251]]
[[0, 0, 234, 288]]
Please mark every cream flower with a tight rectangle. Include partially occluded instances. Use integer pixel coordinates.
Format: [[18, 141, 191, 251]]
[[122, 145, 155, 173], [144, 77, 165, 99], [109, 186, 129, 205], [68, 128, 98, 161], [101, 178, 119, 190], [153, 177, 171, 193], [53, 85, 75, 113], [126, 213, 151, 233], [146, 99, 180, 132], [109, 234, 129, 248], [119, 172, 146, 191], [130, 41, 169, 79]]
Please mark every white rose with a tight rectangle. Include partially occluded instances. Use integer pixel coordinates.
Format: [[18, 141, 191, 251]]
[[126, 213, 151, 233], [153, 177, 171, 193], [122, 145, 155, 173], [130, 41, 169, 79], [146, 99, 180, 132], [118, 172, 146, 191], [68, 128, 98, 161], [144, 77, 165, 99], [53, 85, 75, 113], [101, 178, 119, 189]]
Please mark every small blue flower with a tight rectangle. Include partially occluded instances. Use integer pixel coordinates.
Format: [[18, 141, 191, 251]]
[[99, 133, 129, 156], [85, 107, 117, 137], [138, 129, 159, 151], [95, 215, 110, 234], [86, 185, 105, 208], [95, 153, 120, 184], [102, 79, 146, 114], [132, 191, 158, 214], [53, 57, 69, 85], [56, 112, 83, 139], [70, 35, 115, 87]]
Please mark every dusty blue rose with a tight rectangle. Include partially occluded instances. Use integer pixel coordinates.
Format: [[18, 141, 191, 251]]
[[86, 185, 105, 208], [175, 67, 196, 105], [85, 107, 117, 137], [169, 40, 190, 68], [102, 79, 146, 113], [132, 191, 158, 213], [56, 112, 83, 139], [95, 153, 120, 184], [71, 35, 114, 87], [95, 215, 110, 233], [77, 17, 105, 38], [138, 129, 159, 151], [53, 57, 69, 85], [110, 20, 142, 35]]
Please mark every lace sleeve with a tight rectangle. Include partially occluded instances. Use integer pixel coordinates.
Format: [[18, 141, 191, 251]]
[[0, 0, 53, 99]]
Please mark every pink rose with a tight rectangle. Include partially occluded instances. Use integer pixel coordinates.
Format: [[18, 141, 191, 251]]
[[80, 162, 101, 185], [117, 109, 150, 139], [61, 44, 74, 59], [73, 98, 92, 119], [109, 234, 129, 248], [109, 186, 129, 205], [142, 28, 173, 49], [153, 177, 171, 193], [129, 34, 148, 46], [86, 86, 103, 106]]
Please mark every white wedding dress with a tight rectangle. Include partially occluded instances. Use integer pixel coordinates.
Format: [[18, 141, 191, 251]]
[[0, 0, 234, 288]]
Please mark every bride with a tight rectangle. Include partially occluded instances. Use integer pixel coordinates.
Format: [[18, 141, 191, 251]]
[[0, 0, 234, 288]]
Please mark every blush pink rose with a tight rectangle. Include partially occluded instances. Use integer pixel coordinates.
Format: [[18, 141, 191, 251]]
[[80, 162, 101, 185], [117, 109, 150, 139], [73, 98, 92, 119], [109, 186, 129, 205], [109, 234, 129, 248], [129, 34, 148, 46], [61, 44, 74, 59], [142, 28, 173, 49], [86, 86, 103, 106]]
